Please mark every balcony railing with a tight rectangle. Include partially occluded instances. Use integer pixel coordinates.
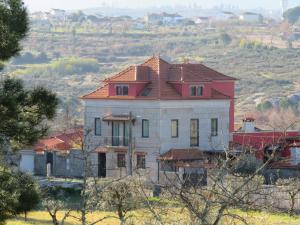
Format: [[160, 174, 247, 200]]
[[103, 136, 135, 148]]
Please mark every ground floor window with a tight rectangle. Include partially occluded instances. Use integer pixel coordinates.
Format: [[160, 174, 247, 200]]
[[137, 154, 146, 169], [117, 153, 126, 168]]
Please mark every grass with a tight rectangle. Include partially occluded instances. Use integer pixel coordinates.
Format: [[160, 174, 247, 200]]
[[7, 210, 300, 225]]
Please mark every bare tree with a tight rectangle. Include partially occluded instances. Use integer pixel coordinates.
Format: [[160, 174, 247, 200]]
[[277, 178, 300, 216]]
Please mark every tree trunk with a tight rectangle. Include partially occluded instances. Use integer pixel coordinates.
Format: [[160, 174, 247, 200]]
[[51, 214, 59, 225], [24, 212, 27, 221]]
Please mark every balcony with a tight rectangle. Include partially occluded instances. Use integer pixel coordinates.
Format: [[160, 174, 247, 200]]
[[103, 136, 135, 148]]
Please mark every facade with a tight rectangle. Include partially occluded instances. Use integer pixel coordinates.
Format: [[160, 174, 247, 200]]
[[233, 118, 300, 168], [145, 12, 183, 25], [82, 56, 236, 182]]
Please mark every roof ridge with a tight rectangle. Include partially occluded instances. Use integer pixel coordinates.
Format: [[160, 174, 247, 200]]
[[104, 66, 134, 82]]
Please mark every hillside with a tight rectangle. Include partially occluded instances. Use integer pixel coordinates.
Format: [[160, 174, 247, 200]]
[[4, 18, 300, 128]]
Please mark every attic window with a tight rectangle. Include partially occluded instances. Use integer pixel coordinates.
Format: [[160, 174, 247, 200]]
[[116, 85, 129, 96], [140, 88, 152, 96], [190, 86, 203, 97]]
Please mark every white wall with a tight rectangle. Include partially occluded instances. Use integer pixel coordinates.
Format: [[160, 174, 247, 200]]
[[84, 99, 230, 181], [19, 150, 35, 174]]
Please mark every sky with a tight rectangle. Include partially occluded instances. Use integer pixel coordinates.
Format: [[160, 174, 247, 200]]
[[23, 0, 282, 12]]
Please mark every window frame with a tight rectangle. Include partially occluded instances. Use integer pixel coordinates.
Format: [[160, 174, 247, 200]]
[[117, 153, 126, 168], [211, 118, 218, 137], [136, 154, 146, 169], [115, 85, 129, 96], [94, 118, 101, 136], [190, 85, 203, 97], [142, 119, 149, 138], [171, 119, 179, 138], [190, 119, 199, 147]]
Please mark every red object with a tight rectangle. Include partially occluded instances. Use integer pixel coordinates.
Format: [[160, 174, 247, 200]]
[[82, 56, 236, 131], [232, 131, 300, 160]]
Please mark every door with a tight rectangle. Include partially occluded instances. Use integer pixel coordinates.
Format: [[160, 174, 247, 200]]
[[112, 122, 120, 146], [46, 152, 54, 174], [98, 153, 106, 178], [123, 122, 129, 146]]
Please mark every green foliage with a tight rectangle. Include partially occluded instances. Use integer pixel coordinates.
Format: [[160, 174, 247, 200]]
[[0, 78, 59, 149], [15, 172, 40, 220], [0, 167, 40, 224], [14, 57, 99, 77], [283, 6, 300, 24], [257, 101, 273, 112], [220, 33, 232, 46], [239, 39, 271, 50], [0, 0, 29, 63], [12, 52, 50, 65], [232, 155, 263, 175]]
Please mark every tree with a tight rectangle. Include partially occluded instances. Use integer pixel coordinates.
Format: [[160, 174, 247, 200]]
[[0, 0, 29, 66], [0, 167, 40, 224], [15, 172, 40, 221], [0, 78, 59, 151], [283, 6, 300, 24], [220, 33, 232, 46]]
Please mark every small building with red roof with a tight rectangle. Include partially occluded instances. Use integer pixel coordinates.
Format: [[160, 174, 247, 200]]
[[82, 56, 236, 181]]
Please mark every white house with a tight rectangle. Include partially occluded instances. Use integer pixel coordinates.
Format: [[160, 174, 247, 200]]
[[239, 12, 263, 23], [82, 56, 236, 182]]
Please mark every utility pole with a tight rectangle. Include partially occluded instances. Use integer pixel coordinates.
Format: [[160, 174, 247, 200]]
[[128, 111, 133, 176]]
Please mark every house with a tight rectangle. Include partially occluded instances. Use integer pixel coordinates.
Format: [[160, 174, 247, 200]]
[[82, 56, 236, 182], [144, 12, 183, 25], [19, 129, 84, 177], [239, 12, 263, 23], [233, 117, 300, 168], [195, 17, 210, 25]]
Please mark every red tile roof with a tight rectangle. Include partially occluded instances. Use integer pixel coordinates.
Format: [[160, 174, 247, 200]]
[[82, 56, 236, 100], [34, 129, 83, 152], [158, 148, 207, 161]]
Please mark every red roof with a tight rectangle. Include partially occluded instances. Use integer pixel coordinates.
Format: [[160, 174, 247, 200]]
[[34, 129, 83, 152], [82, 56, 236, 100], [158, 148, 207, 161]]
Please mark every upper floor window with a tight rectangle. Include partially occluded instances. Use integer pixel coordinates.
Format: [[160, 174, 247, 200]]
[[171, 120, 179, 138], [142, 119, 149, 138], [211, 118, 218, 136], [116, 85, 129, 96], [95, 118, 101, 136], [190, 86, 203, 97]]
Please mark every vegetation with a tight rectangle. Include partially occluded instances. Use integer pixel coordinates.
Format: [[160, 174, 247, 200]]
[[0, 0, 29, 65], [0, 167, 40, 224], [0, 78, 59, 150], [283, 6, 300, 24]]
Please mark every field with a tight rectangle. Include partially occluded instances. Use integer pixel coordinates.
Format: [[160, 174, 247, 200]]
[[7, 210, 300, 225]]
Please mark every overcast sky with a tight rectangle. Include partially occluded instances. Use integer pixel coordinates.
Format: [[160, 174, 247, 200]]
[[23, 0, 281, 12]]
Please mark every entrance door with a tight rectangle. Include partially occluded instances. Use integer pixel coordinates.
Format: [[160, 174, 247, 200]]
[[98, 153, 106, 178], [46, 152, 54, 174]]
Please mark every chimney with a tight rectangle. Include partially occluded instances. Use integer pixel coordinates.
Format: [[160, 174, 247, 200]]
[[241, 117, 255, 133]]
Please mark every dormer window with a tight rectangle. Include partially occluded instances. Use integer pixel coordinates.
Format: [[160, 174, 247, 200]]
[[190, 86, 203, 96], [116, 85, 129, 96]]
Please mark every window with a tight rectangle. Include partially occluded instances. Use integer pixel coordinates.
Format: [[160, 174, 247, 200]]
[[190, 86, 203, 96], [137, 154, 146, 169], [190, 119, 199, 147], [95, 118, 101, 136], [211, 118, 218, 136], [116, 85, 129, 96], [117, 153, 126, 168], [142, 119, 149, 138], [171, 120, 179, 138]]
